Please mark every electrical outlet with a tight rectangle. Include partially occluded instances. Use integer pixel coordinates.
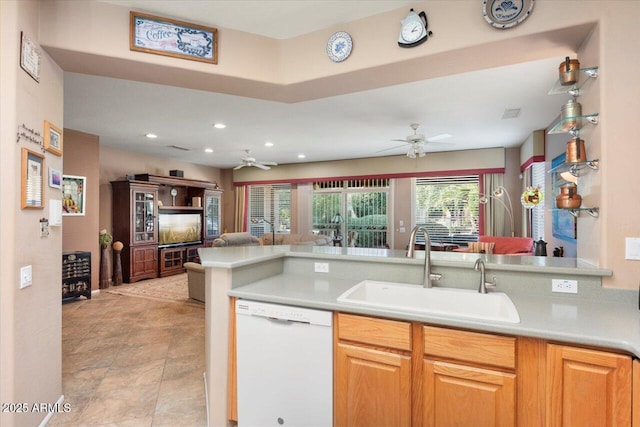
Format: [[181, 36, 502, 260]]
[[20, 265, 32, 288], [552, 279, 578, 294], [314, 262, 329, 273]]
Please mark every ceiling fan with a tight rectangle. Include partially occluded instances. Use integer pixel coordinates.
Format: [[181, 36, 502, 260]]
[[233, 149, 278, 170], [378, 123, 452, 158]]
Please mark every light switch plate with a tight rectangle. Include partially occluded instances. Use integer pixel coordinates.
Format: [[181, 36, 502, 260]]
[[20, 265, 32, 288], [625, 237, 640, 260]]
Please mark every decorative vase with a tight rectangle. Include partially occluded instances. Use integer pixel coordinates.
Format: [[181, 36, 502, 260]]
[[99, 245, 111, 289], [112, 241, 123, 286]]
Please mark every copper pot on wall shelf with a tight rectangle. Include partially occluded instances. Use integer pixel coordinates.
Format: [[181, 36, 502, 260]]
[[561, 99, 582, 129], [566, 137, 586, 163], [556, 183, 582, 209], [559, 56, 580, 86]]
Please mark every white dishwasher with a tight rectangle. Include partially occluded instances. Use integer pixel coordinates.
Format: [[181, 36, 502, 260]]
[[235, 299, 333, 427]]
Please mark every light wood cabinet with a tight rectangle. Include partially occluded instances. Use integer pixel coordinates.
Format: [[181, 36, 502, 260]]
[[334, 313, 412, 427], [336, 343, 412, 427], [633, 359, 640, 427], [546, 344, 632, 427], [421, 326, 516, 427], [422, 359, 515, 427]]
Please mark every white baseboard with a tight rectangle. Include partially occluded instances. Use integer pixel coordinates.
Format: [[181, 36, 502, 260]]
[[91, 289, 100, 296], [38, 394, 64, 426]]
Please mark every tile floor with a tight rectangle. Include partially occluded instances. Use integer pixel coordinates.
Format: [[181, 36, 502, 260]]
[[50, 291, 206, 426]]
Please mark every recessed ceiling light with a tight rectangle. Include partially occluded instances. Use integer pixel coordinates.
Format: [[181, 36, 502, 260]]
[[205, 148, 214, 153], [265, 142, 274, 147], [145, 133, 158, 139], [213, 123, 226, 129], [297, 154, 306, 159]]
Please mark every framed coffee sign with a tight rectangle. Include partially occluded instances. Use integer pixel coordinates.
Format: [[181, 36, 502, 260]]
[[130, 11, 218, 64]]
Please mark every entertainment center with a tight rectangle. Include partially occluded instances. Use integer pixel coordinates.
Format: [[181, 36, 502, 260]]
[[111, 174, 222, 283]]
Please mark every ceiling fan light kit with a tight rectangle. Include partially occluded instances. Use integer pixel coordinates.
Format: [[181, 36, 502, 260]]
[[379, 123, 452, 159], [234, 149, 278, 171]]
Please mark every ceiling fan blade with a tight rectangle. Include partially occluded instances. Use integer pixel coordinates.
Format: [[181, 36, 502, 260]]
[[253, 163, 271, 170], [233, 164, 245, 170], [426, 133, 452, 143], [260, 161, 278, 166], [377, 143, 409, 154], [391, 139, 410, 143]]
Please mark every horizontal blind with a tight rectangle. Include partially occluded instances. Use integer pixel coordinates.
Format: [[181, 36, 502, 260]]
[[530, 162, 545, 240], [248, 184, 291, 236], [415, 175, 479, 244]]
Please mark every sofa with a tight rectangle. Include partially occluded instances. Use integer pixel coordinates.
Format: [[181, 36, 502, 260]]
[[259, 233, 333, 246], [212, 232, 260, 247], [455, 236, 534, 255], [183, 262, 205, 302]]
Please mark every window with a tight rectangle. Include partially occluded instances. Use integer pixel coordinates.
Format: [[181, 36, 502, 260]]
[[530, 162, 545, 240], [313, 179, 389, 248], [247, 184, 291, 237], [414, 175, 480, 244]]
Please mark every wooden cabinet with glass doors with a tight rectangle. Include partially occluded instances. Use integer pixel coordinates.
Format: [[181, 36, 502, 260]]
[[203, 189, 222, 246], [111, 180, 159, 282]]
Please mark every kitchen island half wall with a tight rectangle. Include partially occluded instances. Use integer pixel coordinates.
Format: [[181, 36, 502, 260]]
[[199, 245, 633, 426]]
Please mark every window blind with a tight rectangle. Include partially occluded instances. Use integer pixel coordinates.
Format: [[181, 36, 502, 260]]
[[414, 175, 480, 244], [247, 184, 291, 237]]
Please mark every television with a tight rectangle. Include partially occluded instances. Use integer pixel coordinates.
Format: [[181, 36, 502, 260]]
[[158, 213, 202, 246]]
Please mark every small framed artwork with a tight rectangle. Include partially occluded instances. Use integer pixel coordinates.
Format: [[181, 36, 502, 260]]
[[62, 175, 86, 216], [20, 32, 41, 82], [21, 148, 45, 209], [130, 11, 218, 64], [44, 121, 63, 156], [552, 153, 577, 242], [49, 168, 62, 189]]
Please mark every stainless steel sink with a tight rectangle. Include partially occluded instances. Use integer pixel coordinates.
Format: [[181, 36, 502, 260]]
[[337, 280, 520, 323]]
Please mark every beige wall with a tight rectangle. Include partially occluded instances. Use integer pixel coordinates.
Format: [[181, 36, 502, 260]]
[[1, 1, 64, 425], [233, 147, 507, 183], [99, 145, 222, 236], [63, 129, 100, 290]]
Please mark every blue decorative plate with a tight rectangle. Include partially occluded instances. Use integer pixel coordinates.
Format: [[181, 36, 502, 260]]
[[327, 31, 353, 62], [483, 0, 535, 29]]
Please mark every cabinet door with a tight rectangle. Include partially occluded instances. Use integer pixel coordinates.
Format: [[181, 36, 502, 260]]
[[130, 245, 157, 281], [547, 344, 632, 427], [335, 343, 411, 427], [204, 191, 221, 239], [132, 188, 157, 244], [422, 359, 515, 427]]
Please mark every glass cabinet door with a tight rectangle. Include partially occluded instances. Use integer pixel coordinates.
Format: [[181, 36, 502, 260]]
[[204, 193, 220, 238], [134, 191, 156, 242]]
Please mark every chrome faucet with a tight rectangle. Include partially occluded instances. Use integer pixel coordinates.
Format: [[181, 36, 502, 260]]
[[474, 258, 496, 294], [407, 226, 441, 288]]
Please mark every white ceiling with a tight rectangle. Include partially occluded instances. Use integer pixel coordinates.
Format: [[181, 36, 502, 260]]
[[64, 2, 571, 169]]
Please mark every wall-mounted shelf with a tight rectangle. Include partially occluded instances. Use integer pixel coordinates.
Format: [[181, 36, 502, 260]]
[[548, 113, 599, 135], [554, 207, 599, 218], [548, 66, 599, 96], [549, 159, 600, 177]]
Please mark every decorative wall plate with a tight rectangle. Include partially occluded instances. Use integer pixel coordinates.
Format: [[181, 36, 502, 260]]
[[482, 0, 535, 29], [326, 31, 353, 62]]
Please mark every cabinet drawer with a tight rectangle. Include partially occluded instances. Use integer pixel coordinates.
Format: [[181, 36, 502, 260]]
[[423, 326, 515, 369], [338, 313, 411, 351]]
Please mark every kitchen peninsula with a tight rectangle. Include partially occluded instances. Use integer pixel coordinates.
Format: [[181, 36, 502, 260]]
[[199, 246, 639, 426]]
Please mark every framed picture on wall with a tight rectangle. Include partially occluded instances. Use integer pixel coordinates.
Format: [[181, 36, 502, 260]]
[[130, 11, 218, 64], [21, 148, 45, 209], [62, 175, 86, 216], [552, 153, 577, 242], [44, 120, 63, 156], [48, 168, 62, 189]]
